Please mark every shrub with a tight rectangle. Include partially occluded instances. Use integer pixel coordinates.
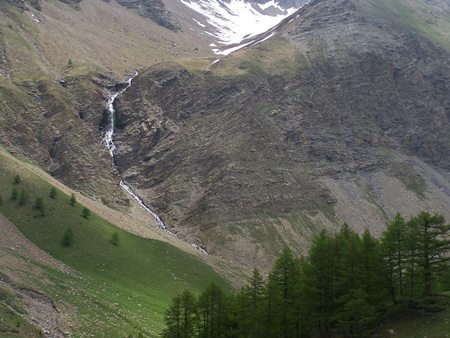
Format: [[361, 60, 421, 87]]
[[61, 228, 74, 247], [34, 197, 44, 210], [81, 207, 91, 219], [110, 232, 120, 246], [13, 175, 21, 184], [34, 197, 45, 216], [49, 187, 57, 199], [10, 188, 18, 201], [69, 193, 76, 206], [18, 190, 27, 206]]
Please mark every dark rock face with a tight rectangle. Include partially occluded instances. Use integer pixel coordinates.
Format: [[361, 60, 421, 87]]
[[116, 0, 180, 31], [4, 0, 80, 10], [113, 0, 450, 267]]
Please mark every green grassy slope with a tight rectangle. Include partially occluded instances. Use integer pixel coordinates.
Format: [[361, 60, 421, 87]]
[[366, 0, 450, 50], [379, 304, 450, 338], [0, 150, 230, 336]]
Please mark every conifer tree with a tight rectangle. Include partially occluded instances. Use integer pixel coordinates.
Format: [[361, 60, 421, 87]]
[[266, 248, 301, 338], [413, 212, 450, 296], [18, 190, 27, 206], [49, 187, 57, 199], [304, 230, 335, 336], [246, 268, 264, 337], [69, 193, 76, 206], [34, 197, 45, 216], [81, 207, 91, 219], [360, 230, 385, 304], [382, 214, 407, 303], [0, 194, 3, 206], [10, 188, 18, 201], [163, 290, 197, 338], [197, 283, 226, 338], [163, 294, 182, 338], [110, 232, 120, 246], [62, 228, 74, 247], [13, 174, 21, 184], [403, 217, 422, 301]]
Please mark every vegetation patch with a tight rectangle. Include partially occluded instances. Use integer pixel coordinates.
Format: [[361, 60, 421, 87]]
[[0, 150, 230, 336]]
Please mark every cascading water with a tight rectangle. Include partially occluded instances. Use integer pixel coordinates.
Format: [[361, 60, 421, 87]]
[[101, 72, 207, 254], [102, 72, 170, 232]]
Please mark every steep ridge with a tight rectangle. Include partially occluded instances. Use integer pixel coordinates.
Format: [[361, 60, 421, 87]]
[[0, 0, 211, 208], [113, 0, 450, 268]]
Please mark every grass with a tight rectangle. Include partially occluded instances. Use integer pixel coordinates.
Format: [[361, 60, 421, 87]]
[[0, 288, 42, 337], [179, 37, 309, 79], [366, 0, 450, 50], [0, 150, 230, 336], [378, 304, 450, 338], [0, 304, 42, 337]]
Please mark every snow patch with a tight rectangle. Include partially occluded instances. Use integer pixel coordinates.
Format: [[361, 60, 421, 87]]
[[193, 18, 206, 27], [180, 0, 297, 45], [258, 0, 284, 11]]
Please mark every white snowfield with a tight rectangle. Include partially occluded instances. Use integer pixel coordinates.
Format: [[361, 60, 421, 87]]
[[180, 0, 299, 53]]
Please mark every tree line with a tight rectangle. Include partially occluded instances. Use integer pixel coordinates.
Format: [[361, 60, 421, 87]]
[[162, 212, 450, 338]]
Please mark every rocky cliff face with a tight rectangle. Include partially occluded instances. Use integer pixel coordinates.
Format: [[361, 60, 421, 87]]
[[113, 0, 450, 268], [115, 0, 180, 31]]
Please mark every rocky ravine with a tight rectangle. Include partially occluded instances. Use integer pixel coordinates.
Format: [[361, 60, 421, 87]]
[[113, 0, 450, 268]]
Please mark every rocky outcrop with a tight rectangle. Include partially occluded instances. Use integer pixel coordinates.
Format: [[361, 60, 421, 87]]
[[116, 0, 180, 31], [113, 0, 450, 267]]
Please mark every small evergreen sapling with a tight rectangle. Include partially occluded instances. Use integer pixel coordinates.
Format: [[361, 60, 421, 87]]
[[81, 207, 91, 219], [13, 175, 21, 184], [49, 187, 57, 199], [34, 197, 45, 216], [110, 232, 120, 246], [18, 190, 27, 206], [69, 193, 76, 206], [10, 188, 18, 201], [61, 228, 74, 247]]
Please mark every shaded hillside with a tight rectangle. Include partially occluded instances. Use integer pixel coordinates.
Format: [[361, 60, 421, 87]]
[[113, 0, 450, 268], [0, 0, 210, 207]]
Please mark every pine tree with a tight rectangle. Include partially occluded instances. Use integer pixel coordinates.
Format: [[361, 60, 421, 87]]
[[13, 174, 21, 184], [360, 230, 385, 305], [163, 290, 198, 338], [163, 294, 182, 338], [333, 289, 377, 337], [265, 248, 301, 338], [61, 228, 74, 247], [34, 197, 45, 216], [69, 193, 76, 206], [0, 194, 3, 206], [247, 268, 264, 337], [305, 230, 335, 336], [197, 283, 226, 338], [34, 197, 44, 210], [382, 214, 407, 303], [110, 232, 120, 246], [413, 212, 450, 296], [403, 218, 422, 301], [18, 190, 27, 206], [81, 207, 90, 219], [49, 187, 57, 199], [10, 188, 18, 201]]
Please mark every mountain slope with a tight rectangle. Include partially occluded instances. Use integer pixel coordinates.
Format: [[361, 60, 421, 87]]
[[112, 0, 450, 268], [0, 148, 231, 336]]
